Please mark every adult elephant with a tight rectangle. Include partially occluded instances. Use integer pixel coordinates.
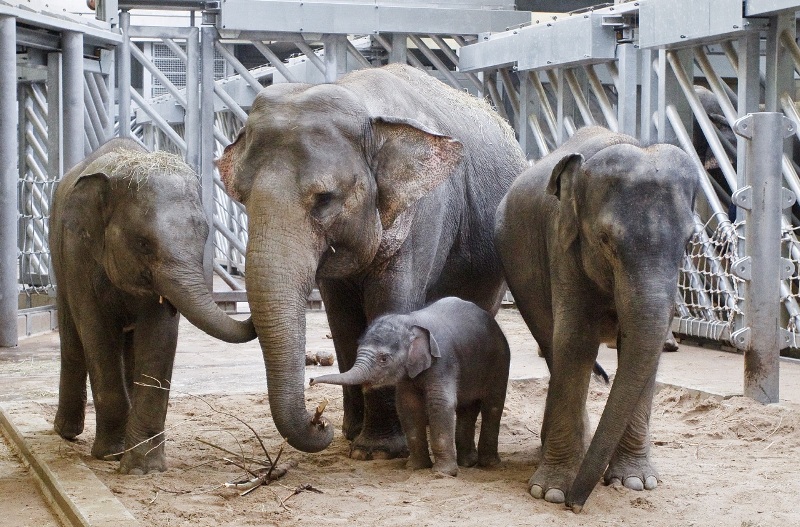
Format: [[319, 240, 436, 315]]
[[217, 63, 527, 458], [50, 138, 256, 474], [495, 126, 698, 512]]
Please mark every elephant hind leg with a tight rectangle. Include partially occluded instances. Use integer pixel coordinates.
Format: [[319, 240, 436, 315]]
[[54, 300, 88, 440], [455, 401, 480, 467]]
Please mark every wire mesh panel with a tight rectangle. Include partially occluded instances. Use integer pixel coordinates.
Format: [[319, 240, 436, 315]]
[[18, 82, 55, 296]]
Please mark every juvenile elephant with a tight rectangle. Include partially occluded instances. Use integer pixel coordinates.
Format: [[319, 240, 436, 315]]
[[50, 138, 256, 474], [495, 126, 698, 511], [217, 63, 527, 458], [310, 297, 510, 476]]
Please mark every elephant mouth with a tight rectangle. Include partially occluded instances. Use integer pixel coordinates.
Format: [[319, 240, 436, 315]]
[[159, 296, 178, 317]]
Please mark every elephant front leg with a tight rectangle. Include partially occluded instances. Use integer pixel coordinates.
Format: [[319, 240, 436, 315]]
[[119, 306, 179, 475], [604, 372, 659, 491], [529, 328, 598, 504], [350, 386, 408, 460], [54, 301, 88, 440], [396, 385, 432, 470], [426, 390, 458, 476]]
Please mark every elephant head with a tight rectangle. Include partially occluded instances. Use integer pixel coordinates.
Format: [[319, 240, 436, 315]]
[[216, 83, 462, 452], [310, 316, 440, 389], [547, 144, 697, 509], [61, 147, 256, 344]]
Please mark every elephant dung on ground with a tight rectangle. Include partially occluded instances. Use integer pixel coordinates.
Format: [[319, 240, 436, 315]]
[[216, 63, 527, 459], [311, 297, 510, 476], [50, 138, 256, 474], [495, 126, 698, 512]]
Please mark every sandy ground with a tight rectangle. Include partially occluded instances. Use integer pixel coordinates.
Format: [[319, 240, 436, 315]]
[[2, 309, 800, 526]]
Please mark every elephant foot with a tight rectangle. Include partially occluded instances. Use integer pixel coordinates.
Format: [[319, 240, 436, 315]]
[[349, 430, 408, 461], [457, 448, 478, 467], [91, 434, 125, 461], [528, 461, 580, 504], [119, 439, 167, 475], [604, 454, 659, 491], [406, 453, 433, 470], [54, 410, 84, 441], [432, 460, 458, 477], [477, 451, 501, 468]]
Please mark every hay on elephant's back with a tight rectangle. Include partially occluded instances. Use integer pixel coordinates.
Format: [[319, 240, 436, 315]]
[[103, 150, 198, 191], [382, 64, 519, 152]]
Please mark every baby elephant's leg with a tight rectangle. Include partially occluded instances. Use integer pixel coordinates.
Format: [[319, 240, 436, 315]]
[[476, 393, 505, 467], [426, 392, 458, 476], [455, 401, 480, 467], [396, 386, 432, 470]]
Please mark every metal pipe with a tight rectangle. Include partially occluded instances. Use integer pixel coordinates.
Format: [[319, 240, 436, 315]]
[[529, 72, 558, 143], [0, 16, 17, 346], [62, 31, 84, 171], [563, 69, 595, 127], [213, 82, 248, 123], [129, 43, 187, 107], [408, 35, 461, 89], [585, 64, 618, 132], [498, 68, 520, 125], [295, 39, 327, 75], [185, 28, 201, 174], [214, 41, 264, 95], [130, 89, 187, 152], [345, 38, 372, 70], [735, 112, 793, 403], [201, 25, 216, 290], [118, 11, 132, 138]]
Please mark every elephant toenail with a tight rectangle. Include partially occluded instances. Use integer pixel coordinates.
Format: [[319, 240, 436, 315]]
[[544, 488, 565, 503], [609, 477, 623, 488], [529, 484, 545, 499], [644, 476, 658, 490], [623, 476, 644, 491]]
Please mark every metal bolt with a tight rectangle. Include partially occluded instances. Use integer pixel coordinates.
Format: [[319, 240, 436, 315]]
[[680, 34, 687, 38], [733, 25, 739, 29]]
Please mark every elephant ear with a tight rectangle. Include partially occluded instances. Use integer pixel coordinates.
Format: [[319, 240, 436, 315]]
[[61, 164, 112, 263], [215, 128, 246, 203], [406, 325, 441, 379], [546, 153, 584, 249], [371, 117, 463, 229]]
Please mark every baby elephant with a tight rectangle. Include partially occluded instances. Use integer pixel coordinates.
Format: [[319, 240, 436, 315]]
[[311, 297, 510, 476]]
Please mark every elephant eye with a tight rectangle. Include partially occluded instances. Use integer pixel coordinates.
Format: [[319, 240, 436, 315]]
[[599, 232, 611, 245], [378, 354, 390, 364], [314, 192, 334, 209], [136, 236, 153, 254]]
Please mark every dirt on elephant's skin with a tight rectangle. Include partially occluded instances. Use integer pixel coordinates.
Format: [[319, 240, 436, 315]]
[[21, 375, 800, 527]]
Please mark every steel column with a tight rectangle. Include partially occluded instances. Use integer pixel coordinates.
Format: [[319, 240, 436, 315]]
[[118, 11, 132, 138], [323, 35, 347, 83], [0, 16, 17, 347], [200, 25, 216, 290], [62, 31, 84, 171], [388, 34, 407, 65], [616, 43, 638, 136], [734, 112, 795, 403], [185, 28, 201, 174]]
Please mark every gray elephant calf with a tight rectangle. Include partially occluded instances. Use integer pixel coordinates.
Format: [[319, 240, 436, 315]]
[[50, 138, 255, 474], [495, 126, 698, 511], [311, 297, 510, 476]]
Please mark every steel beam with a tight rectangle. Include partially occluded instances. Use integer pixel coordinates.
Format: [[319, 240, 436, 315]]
[[0, 16, 17, 347], [734, 112, 795, 403], [62, 31, 84, 173]]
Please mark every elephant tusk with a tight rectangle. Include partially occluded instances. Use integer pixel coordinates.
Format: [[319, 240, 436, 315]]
[[330, 245, 336, 254], [159, 296, 164, 304]]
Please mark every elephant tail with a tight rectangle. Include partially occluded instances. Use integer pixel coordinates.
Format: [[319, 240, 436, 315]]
[[593, 361, 610, 384]]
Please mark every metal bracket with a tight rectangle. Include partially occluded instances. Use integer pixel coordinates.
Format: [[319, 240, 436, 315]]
[[730, 327, 751, 350], [733, 114, 754, 139], [782, 258, 796, 280], [783, 116, 796, 138], [732, 256, 752, 280], [783, 187, 797, 209], [780, 328, 795, 348], [731, 186, 753, 211]]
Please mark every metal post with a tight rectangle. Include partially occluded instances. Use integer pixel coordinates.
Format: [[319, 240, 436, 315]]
[[62, 31, 84, 171], [0, 16, 18, 347], [46, 52, 63, 180], [200, 25, 216, 290], [518, 71, 535, 159], [764, 13, 794, 114], [323, 35, 348, 83], [640, 49, 657, 145], [657, 47, 692, 145], [736, 33, 761, 215], [185, 27, 201, 174], [118, 10, 132, 138], [733, 112, 795, 404], [388, 33, 407, 65], [616, 43, 638, 136]]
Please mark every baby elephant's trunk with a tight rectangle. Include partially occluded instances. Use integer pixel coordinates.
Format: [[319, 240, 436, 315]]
[[310, 363, 372, 387]]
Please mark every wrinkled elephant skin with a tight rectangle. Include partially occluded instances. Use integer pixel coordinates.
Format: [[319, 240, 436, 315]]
[[217, 64, 527, 458], [50, 138, 256, 474], [495, 126, 698, 511]]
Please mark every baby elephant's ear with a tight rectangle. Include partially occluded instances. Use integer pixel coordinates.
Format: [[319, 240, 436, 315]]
[[407, 325, 441, 379]]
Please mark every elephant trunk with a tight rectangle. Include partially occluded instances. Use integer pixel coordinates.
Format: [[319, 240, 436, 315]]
[[245, 223, 334, 453], [310, 362, 373, 387], [157, 269, 256, 344], [567, 271, 676, 512]]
